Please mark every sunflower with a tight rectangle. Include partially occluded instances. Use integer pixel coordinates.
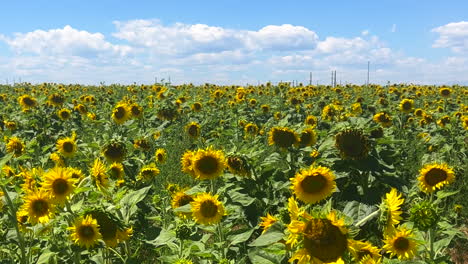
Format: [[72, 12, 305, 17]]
[[268, 127, 298, 149], [414, 108, 424, 117], [6, 137, 25, 157], [399, 99, 414, 113], [67, 167, 84, 180], [171, 190, 194, 218], [41, 167, 75, 204], [191, 147, 227, 180], [274, 112, 282, 120], [259, 213, 278, 234], [191, 102, 202, 112], [108, 162, 124, 180], [2, 165, 16, 178], [129, 103, 143, 118], [322, 104, 340, 121], [291, 166, 336, 204], [373, 112, 392, 127], [133, 138, 151, 151], [91, 159, 109, 191], [74, 104, 88, 114], [261, 104, 270, 113], [102, 142, 126, 162], [349, 240, 381, 263], [112, 103, 131, 124], [379, 188, 404, 235], [18, 95, 37, 110], [244, 123, 259, 137], [418, 163, 455, 193], [462, 116, 468, 130], [57, 108, 72, 120], [4, 120, 17, 131], [191, 193, 225, 225], [298, 128, 317, 147], [155, 148, 167, 163], [287, 211, 348, 264], [437, 115, 451, 127], [439, 87, 452, 97], [180, 150, 195, 176], [335, 129, 370, 160], [137, 165, 160, 182], [227, 155, 249, 176], [56, 134, 77, 158], [86, 210, 122, 247], [69, 215, 102, 248], [305, 115, 317, 127], [382, 227, 418, 260], [186, 122, 201, 138], [48, 93, 65, 107], [20, 190, 54, 224]]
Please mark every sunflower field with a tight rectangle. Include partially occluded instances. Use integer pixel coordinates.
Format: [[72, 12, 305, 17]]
[[0, 82, 467, 264]]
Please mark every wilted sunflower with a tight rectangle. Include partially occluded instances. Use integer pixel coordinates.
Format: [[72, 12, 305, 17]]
[[399, 99, 414, 113], [191, 147, 227, 180], [57, 108, 72, 120], [171, 190, 194, 218], [6, 137, 25, 157], [48, 93, 65, 107], [287, 211, 348, 264], [373, 112, 392, 127], [191, 193, 225, 225], [20, 190, 54, 224], [335, 129, 370, 160], [56, 134, 77, 158], [137, 165, 160, 182], [112, 103, 131, 124], [268, 127, 298, 149], [155, 148, 167, 163], [349, 240, 381, 263], [91, 159, 109, 191], [18, 95, 37, 110], [379, 188, 404, 235], [291, 166, 336, 204], [418, 163, 455, 193], [133, 138, 151, 151], [102, 142, 126, 163], [69, 215, 102, 248], [227, 155, 249, 176], [129, 103, 143, 118], [298, 128, 317, 147], [186, 122, 201, 138], [382, 227, 418, 260], [42, 167, 75, 204], [259, 213, 278, 234]]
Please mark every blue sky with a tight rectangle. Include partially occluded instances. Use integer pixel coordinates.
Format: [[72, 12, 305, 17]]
[[1, 1, 467, 84]]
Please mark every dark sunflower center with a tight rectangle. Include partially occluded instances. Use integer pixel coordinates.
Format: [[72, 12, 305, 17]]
[[228, 157, 242, 171], [441, 89, 450, 96], [157, 153, 164, 161], [63, 141, 74, 153], [425, 168, 448, 186], [32, 199, 49, 216], [379, 114, 390, 122], [114, 107, 126, 119], [300, 132, 313, 146], [301, 175, 327, 194], [131, 106, 141, 116], [402, 101, 412, 110], [194, 103, 201, 110], [188, 125, 199, 136], [104, 145, 125, 161], [200, 200, 218, 218], [23, 97, 35, 106], [91, 213, 117, 240], [196, 156, 219, 175], [272, 130, 297, 148], [336, 131, 368, 159], [52, 178, 69, 195], [60, 111, 70, 119], [110, 167, 121, 178], [178, 195, 194, 207], [78, 225, 96, 239], [393, 237, 409, 251], [51, 95, 64, 104], [303, 219, 347, 262]]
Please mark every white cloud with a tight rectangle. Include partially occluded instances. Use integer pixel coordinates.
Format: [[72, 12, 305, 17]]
[[3, 25, 132, 57], [432, 21, 468, 53], [361, 30, 369, 36]]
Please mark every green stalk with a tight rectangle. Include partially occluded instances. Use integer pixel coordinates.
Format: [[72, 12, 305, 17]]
[[0, 185, 27, 264], [355, 209, 380, 227]]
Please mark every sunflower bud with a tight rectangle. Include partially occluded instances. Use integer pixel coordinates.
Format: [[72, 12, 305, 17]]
[[175, 224, 192, 240], [409, 200, 438, 231]]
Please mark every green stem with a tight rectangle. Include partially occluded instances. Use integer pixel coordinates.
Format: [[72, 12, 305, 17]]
[[428, 228, 435, 261], [355, 209, 380, 227], [0, 185, 27, 264]]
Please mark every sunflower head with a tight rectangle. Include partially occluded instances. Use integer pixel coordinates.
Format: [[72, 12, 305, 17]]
[[155, 148, 167, 163], [56, 136, 77, 158], [373, 112, 392, 127], [382, 227, 418, 260], [261, 104, 270, 113], [191, 102, 202, 112], [42, 167, 75, 204], [305, 115, 317, 127], [129, 103, 143, 118], [259, 213, 278, 234], [191, 193, 225, 225], [439, 87, 452, 97], [171, 190, 194, 218], [102, 142, 127, 162], [18, 95, 37, 110], [85, 209, 124, 247], [180, 150, 195, 176], [69, 215, 102, 248], [191, 147, 227, 180], [418, 163, 455, 193], [268, 127, 298, 149], [409, 200, 438, 231], [335, 129, 370, 160], [108, 163, 124, 180], [6, 137, 25, 157], [185, 122, 201, 138], [137, 165, 160, 182], [298, 127, 317, 147], [291, 166, 336, 204], [244, 123, 259, 138], [57, 108, 72, 120], [399, 99, 414, 113], [91, 159, 109, 191], [227, 155, 249, 176], [112, 103, 131, 124], [349, 239, 381, 263], [133, 138, 151, 151], [379, 188, 404, 235], [20, 190, 54, 225], [48, 93, 65, 107]]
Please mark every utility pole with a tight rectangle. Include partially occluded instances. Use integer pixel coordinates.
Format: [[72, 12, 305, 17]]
[[309, 72, 312, 85], [334, 71, 337, 87], [331, 71, 333, 87]]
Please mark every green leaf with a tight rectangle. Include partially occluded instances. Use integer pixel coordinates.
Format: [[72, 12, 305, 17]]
[[0, 153, 14, 171], [228, 228, 255, 246], [436, 190, 459, 199], [343, 201, 378, 226], [147, 228, 176, 247], [249, 229, 284, 247], [120, 185, 151, 219], [36, 251, 56, 264]]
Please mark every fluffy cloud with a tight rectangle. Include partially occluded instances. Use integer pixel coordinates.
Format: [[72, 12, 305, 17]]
[[3, 25, 132, 57], [432, 21, 468, 53], [113, 20, 318, 55]]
